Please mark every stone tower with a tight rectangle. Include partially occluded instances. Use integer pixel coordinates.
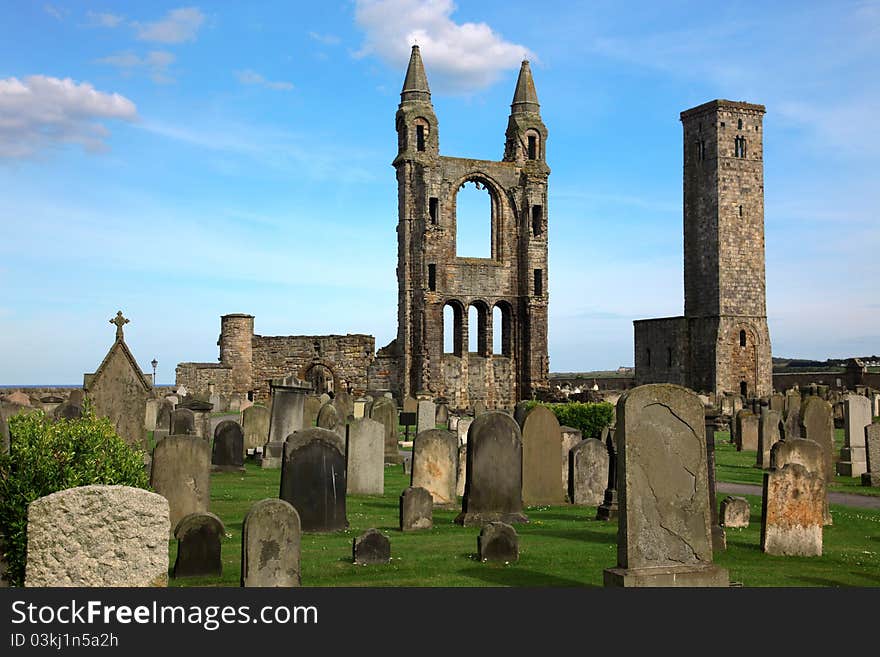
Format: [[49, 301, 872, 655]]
[[634, 100, 772, 398], [218, 313, 254, 399], [394, 46, 550, 409]]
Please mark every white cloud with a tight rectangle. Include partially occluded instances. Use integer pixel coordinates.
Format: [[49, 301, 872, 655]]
[[234, 69, 294, 91], [354, 0, 533, 93], [97, 50, 177, 84], [309, 31, 341, 46], [86, 11, 125, 28], [136, 7, 205, 43], [0, 76, 137, 159]]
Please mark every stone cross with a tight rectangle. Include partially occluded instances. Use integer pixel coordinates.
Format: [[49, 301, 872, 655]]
[[110, 311, 129, 341]]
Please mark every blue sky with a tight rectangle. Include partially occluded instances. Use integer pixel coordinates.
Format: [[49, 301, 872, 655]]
[[0, 1, 877, 384]]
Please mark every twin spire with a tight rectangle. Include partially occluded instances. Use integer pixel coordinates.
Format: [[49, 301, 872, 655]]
[[400, 45, 540, 114]]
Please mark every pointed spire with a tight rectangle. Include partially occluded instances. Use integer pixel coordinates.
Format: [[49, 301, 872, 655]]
[[401, 45, 431, 104], [511, 60, 540, 115]]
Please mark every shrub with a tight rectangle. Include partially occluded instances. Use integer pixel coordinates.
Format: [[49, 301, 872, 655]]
[[525, 400, 614, 439], [0, 404, 149, 586]]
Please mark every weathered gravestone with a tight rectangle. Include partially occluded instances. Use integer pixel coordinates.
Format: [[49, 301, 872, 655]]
[[838, 394, 871, 477], [370, 397, 402, 465], [769, 393, 785, 414], [399, 487, 433, 531], [333, 391, 354, 425], [456, 443, 467, 497], [477, 522, 519, 563], [353, 398, 367, 419], [241, 499, 301, 587], [596, 431, 618, 521], [436, 403, 449, 428], [54, 399, 83, 421], [756, 409, 783, 469], [455, 411, 528, 526], [403, 396, 418, 414], [345, 418, 384, 495], [353, 529, 390, 565], [411, 429, 459, 506], [862, 424, 880, 487], [172, 512, 224, 578], [783, 390, 802, 440], [560, 426, 582, 499], [263, 376, 312, 469], [735, 409, 758, 452], [212, 420, 246, 473], [303, 395, 322, 428], [457, 417, 473, 446], [316, 401, 340, 431], [151, 435, 211, 536], [319, 392, 331, 406], [402, 453, 412, 474], [569, 438, 609, 506], [25, 485, 169, 587], [154, 398, 173, 441], [144, 398, 158, 432], [280, 428, 347, 532], [448, 415, 459, 432], [800, 396, 835, 483], [513, 401, 531, 428], [242, 405, 270, 452], [417, 400, 436, 434], [771, 438, 831, 525], [719, 496, 750, 528], [170, 408, 196, 436], [603, 384, 728, 587], [521, 405, 565, 506], [761, 463, 824, 556]]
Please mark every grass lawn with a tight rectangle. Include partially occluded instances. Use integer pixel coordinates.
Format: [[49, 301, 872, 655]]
[[169, 460, 880, 588]]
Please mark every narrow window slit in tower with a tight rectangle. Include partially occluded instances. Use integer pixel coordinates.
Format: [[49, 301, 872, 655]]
[[528, 135, 537, 160], [416, 124, 425, 152], [428, 264, 436, 291], [534, 269, 542, 296], [532, 205, 542, 236], [429, 197, 438, 224]]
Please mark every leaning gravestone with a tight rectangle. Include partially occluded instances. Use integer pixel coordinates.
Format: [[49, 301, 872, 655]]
[[477, 522, 519, 563], [172, 512, 224, 578], [280, 428, 347, 532], [353, 529, 391, 565], [371, 397, 402, 465], [521, 405, 565, 506], [455, 411, 527, 526], [604, 384, 728, 587], [399, 487, 433, 531], [212, 420, 246, 473], [151, 435, 211, 536], [770, 438, 830, 525], [242, 405, 270, 451], [569, 438, 608, 506], [839, 394, 871, 477], [316, 402, 340, 431], [25, 485, 169, 587], [756, 409, 782, 469], [417, 400, 436, 434], [560, 426, 583, 499], [735, 409, 758, 452], [761, 463, 824, 556], [411, 429, 459, 506], [241, 499, 301, 587], [800, 396, 835, 483], [719, 496, 750, 528], [170, 408, 196, 436], [345, 417, 384, 495], [861, 424, 880, 487]]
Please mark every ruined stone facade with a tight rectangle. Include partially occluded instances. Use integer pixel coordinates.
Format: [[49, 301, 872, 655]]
[[635, 100, 772, 397], [393, 46, 550, 410], [176, 314, 376, 405]]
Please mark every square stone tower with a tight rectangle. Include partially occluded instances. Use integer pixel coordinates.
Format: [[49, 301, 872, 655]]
[[634, 100, 772, 398]]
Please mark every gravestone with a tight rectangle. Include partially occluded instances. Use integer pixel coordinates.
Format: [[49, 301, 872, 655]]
[[861, 424, 880, 487], [345, 418, 384, 495], [402, 453, 412, 474], [211, 420, 246, 473], [457, 417, 473, 446], [604, 384, 728, 587], [569, 438, 608, 506], [170, 408, 196, 436], [456, 443, 467, 497], [596, 431, 618, 521], [319, 392, 331, 405], [240, 499, 301, 587], [761, 464, 824, 556], [838, 394, 871, 477], [417, 400, 436, 434], [353, 529, 390, 565], [477, 522, 518, 563], [151, 435, 211, 535], [353, 398, 367, 419], [784, 390, 802, 439], [371, 397, 402, 465], [800, 396, 835, 483], [172, 512, 224, 578], [455, 411, 528, 526], [264, 376, 312, 469], [473, 400, 487, 417], [154, 398, 173, 441], [411, 429, 459, 506], [144, 398, 158, 431], [719, 496, 750, 528], [521, 405, 565, 506], [316, 402, 339, 431], [771, 437, 831, 525], [333, 391, 354, 424], [756, 409, 782, 470], [403, 396, 418, 414], [560, 426, 582, 500], [735, 410, 758, 452], [280, 428, 347, 532], [4, 391, 30, 406], [242, 405, 270, 451], [513, 401, 531, 428], [24, 485, 169, 587], [448, 415, 459, 432], [399, 487, 433, 531], [872, 393, 880, 418], [436, 403, 449, 428], [54, 401, 83, 421], [303, 395, 322, 427], [769, 393, 785, 413]]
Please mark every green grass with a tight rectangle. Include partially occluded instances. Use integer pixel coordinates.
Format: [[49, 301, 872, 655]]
[[169, 460, 880, 588]]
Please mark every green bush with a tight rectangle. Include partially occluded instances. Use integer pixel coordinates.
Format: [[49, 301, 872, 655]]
[[0, 404, 149, 586], [525, 400, 615, 439]]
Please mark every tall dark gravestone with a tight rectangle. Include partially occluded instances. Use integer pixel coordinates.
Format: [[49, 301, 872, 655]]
[[279, 428, 347, 532]]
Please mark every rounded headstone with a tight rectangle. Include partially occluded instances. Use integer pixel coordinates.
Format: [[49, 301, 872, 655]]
[[280, 428, 347, 532], [241, 499, 301, 587], [173, 512, 225, 578], [399, 487, 433, 531], [478, 522, 519, 562], [411, 429, 459, 506], [719, 496, 750, 528], [352, 528, 391, 565]]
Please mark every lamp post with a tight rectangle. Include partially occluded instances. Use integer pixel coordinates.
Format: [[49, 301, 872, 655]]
[[151, 358, 158, 386]]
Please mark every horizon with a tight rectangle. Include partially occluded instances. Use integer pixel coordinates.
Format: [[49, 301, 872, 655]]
[[1, 1, 877, 385]]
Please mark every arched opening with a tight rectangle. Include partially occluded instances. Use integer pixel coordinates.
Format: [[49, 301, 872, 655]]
[[304, 363, 335, 395], [455, 180, 492, 258], [526, 130, 540, 160], [414, 117, 430, 152], [468, 305, 478, 353], [443, 302, 464, 356], [740, 381, 748, 397], [740, 330, 747, 347], [493, 302, 513, 356], [469, 301, 489, 356]]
